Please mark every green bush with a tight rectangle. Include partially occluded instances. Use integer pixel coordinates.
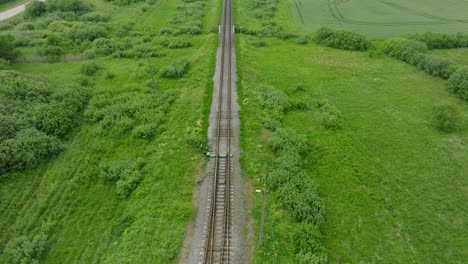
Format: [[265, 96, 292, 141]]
[[256, 86, 290, 114], [0, 34, 18, 61], [42, 45, 64, 62], [406, 32, 468, 49], [159, 59, 189, 78], [65, 24, 108, 41], [98, 160, 143, 198], [431, 105, 460, 132], [297, 35, 309, 45], [80, 12, 110, 22], [47, 0, 93, 14], [381, 38, 428, 62], [268, 128, 309, 155], [90, 38, 115, 55], [315, 27, 371, 51], [252, 40, 267, 47], [165, 38, 192, 49], [448, 66, 468, 100], [25, 1, 47, 19], [159, 27, 172, 35], [415, 54, 458, 79], [80, 61, 101, 76], [317, 101, 342, 130], [0, 58, 10, 70], [0, 128, 62, 172], [132, 123, 158, 138], [174, 25, 202, 35], [2, 232, 49, 264], [276, 32, 298, 40]]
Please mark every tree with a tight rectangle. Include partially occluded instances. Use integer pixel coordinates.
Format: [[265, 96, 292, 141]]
[[0, 34, 17, 62], [25, 1, 47, 19]]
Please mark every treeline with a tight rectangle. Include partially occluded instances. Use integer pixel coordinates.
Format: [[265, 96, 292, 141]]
[[0, 71, 89, 175], [254, 85, 328, 263]]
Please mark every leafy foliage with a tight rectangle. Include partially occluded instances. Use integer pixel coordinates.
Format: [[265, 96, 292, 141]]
[[0, 34, 17, 62], [317, 101, 342, 130], [80, 61, 101, 76], [25, 1, 47, 19], [46, 0, 93, 14], [0, 71, 89, 174], [448, 66, 468, 100], [159, 59, 189, 78], [406, 32, 468, 49], [315, 27, 371, 51], [431, 105, 460, 133]]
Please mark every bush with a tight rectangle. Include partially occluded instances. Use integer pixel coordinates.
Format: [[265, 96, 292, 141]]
[[406, 32, 468, 49], [2, 232, 49, 264], [252, 40, 267, 47], [381, 38, 428, 62], [268, 128, 309, 155], [0, 58, 10, 70], [0, 34, 18, 61], [65, 24, 108, 41], [159, 27, 172, 35], [80, 61, 101, 76], [159, 59, 189, 78], [25, 1, 47, 19], [448, 66, 468, 100], [80, 12, 110, 22], [415, 54, 458, 79], [174, 25, 202, 35], [276, 32, 297, 40], [315, 27, 371, 51], [42, 45, 64, 62], [132, 123, 158, 138], [47, 0, 93, 14], [0, 128, 62, 172], [256, 86, 290, 114], [296, 35, 309, 45], [431, 105, 460, 132], [164, 39, 192, 49], [90, 38, 115, 55], [318, 102, 342, 130]]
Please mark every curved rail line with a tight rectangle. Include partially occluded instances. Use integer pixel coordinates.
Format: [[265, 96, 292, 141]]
[[201, 0, 233, 262]]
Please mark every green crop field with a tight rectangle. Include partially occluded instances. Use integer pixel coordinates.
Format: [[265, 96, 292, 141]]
[[288, 0, 468, 37]]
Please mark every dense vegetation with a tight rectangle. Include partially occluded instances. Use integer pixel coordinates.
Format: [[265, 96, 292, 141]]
[[315, 27, 371, 51], [0, 71, 88, 174], [0, 0, 219, 262]]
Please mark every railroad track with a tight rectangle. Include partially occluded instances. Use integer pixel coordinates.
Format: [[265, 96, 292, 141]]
[[199, 0, 234, 262]]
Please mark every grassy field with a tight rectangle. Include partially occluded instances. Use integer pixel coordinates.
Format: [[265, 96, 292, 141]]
[[0, 0, 220, 262], [238, 36, 468, 263], [287, 0, 468, 37]]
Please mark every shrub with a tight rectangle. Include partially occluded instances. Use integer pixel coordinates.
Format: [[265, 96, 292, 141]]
[[381, 38, 427, 62], [252, 40, 267, 47], [80, 61, 101, 76], [174, 25, 202, 35], [256, 86, 290, 114], [2, 232, 49, 264], [65, 24, 108, 41], [159, 27, 172, 35], [276, 32, 297, 40], [105, 71, 116, 79], [46, 0, 93, 14], [90, 38, 115, 55], [0, 128, 62, 172], [261, 117, 281, 131], [315, 27, 371, 51], [448, 66, 468, 100], [293, 82, 306, 92], [165, 39, 192, 49], [80, 12, 110, 22], [132, 123, 158, 138], [296, 35, 309, 45], [25, 1, 47, 19], [293, 223, 324, 254], [268, 128, 309, 155], [406, 32, 468, 49], [318, 101, 342, 130], [431, 105, 460, 132], [415, 54, 458, 79], [0, 34, 18, 61], [159, 59, 189, 78], [43, 45, 64, 62], [0, 58, 9, 70]]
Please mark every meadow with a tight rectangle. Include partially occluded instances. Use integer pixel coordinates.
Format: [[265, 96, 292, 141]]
[[0, 0, 220, 262]]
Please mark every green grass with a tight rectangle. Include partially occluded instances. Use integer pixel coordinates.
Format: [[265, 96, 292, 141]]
[[0, 0, 220, 262], [238, 35, 468, 263], [0, 0, 27, 13], [430, 48, 468, 65], [288, 0, 468, 37]]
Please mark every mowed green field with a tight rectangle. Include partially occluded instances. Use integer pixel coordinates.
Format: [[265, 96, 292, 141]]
[[289, 0, 468, 37], [238, 37, 468, 263]]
